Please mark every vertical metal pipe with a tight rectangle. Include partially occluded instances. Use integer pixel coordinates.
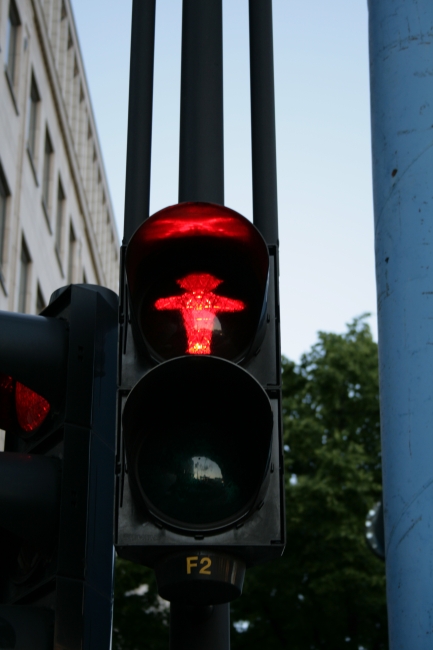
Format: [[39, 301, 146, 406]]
[[175, 1, 228, 645], [170, 604, 230, 650], [178, 0, 224, 204], [249, 0, 278, 247], [123, 0, 156, 244], [368, 2, 433, 648]]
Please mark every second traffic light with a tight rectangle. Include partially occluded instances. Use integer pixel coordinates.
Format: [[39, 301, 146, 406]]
[[0, 285, 118, 648], [116, 202, 284, 604]]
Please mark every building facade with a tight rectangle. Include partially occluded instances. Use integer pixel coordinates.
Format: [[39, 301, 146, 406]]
[[0, 0, 119, 317]]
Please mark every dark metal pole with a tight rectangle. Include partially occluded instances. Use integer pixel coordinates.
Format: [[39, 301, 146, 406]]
[[174, 0, 229, 646], [123, 0, 156, 244], [249, 0, 279, 246], [178, 0, 224, 204], [170, 604, 230, 650]]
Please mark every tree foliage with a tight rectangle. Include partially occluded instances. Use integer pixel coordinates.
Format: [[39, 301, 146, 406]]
[[112, 316, 387, 650], [231, 315, 386, 650], [113, 560, 169, 650]]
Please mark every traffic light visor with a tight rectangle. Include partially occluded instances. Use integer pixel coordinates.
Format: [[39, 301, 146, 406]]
[[126, 203, 269, 362]]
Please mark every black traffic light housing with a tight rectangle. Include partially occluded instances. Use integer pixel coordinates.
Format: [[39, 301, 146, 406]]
[[0, 284, 118, 647], [115, 202, 284, 604]]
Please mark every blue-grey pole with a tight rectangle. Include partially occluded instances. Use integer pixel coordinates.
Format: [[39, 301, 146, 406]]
[[368, 2, 433, 648]]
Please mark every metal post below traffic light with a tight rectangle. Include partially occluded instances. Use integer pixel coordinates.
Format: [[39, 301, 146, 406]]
[[170, 603, 230, 650]]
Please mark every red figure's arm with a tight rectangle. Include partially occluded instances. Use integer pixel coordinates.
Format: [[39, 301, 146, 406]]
[[154, 295, 185, 311], [213, 296, 245, 312]]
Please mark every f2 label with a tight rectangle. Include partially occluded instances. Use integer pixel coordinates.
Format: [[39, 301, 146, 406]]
[[186, 556, 212, 575]]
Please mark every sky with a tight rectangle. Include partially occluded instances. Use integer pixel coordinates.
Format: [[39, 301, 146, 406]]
[[70, 0, 376, 362]]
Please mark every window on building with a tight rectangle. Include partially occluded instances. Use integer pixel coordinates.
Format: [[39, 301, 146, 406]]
[[82, 270, 87, 284], [18, 239, 30, 313], [5, 1, 20, 88], [67, 225, 76, 284], [27, 75, 40, 162], [36, 283, 45, 313], [55, 179, 65, 254], [42, 130, 53, 216], [0, 167, 10, 269]]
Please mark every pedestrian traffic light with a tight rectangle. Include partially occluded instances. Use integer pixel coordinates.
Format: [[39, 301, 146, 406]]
[[0, 284, 118, 648], [116, 202, 284, 605]]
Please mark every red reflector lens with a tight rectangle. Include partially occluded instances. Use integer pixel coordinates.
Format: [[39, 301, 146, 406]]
[[155, 273, 245, 355], [15, 382, 50, 432]]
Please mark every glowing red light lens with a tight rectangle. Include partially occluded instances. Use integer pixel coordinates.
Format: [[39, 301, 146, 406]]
[[15, 381, 50, 432], [127, 202, 269, 362], [126, 203, 269, 298], [136, 207, 257, 245], [155, 273, 245, 355]]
